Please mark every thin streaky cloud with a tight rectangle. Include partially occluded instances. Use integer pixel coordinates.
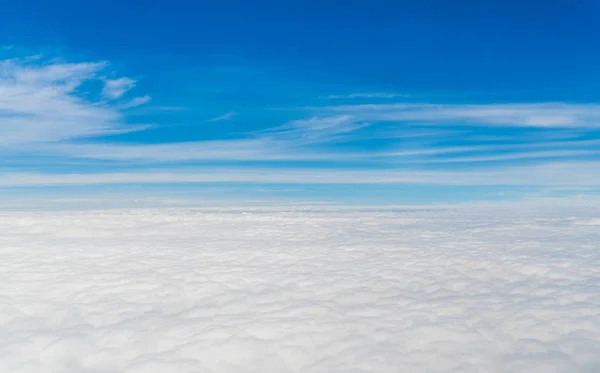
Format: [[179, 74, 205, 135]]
[[320, 102, 600, 128], [379, 139, 600, 159], [18, 139, 369, 162], [119, 95, 151, 109], [208, 112, 237, 122], [2, 161, 600, 187], [323, 92, 410, 99], [256, 115, 371, 145], [11, 135, 600, 164], [102, 77, 136, 99], [405, 149, 599, 164], [154, 106, 189, 111]]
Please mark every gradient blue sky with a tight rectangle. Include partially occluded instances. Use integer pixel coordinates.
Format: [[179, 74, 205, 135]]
[[2, 0, 600, 204]]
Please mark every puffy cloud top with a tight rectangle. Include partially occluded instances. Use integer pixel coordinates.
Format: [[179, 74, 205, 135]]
[[1, 205, 599, 372]]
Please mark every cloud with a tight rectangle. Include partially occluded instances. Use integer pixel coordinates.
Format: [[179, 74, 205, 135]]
[[258, 115, 370, 145], [208, 112, 238, 122], [324, 92, 410, 99], [41, 139, 298, 162], [102, 76, 136, 99], [1, 205, 599, 372], [0, 55, 362, 162], [405, 149, 600, 164], [38, 138, 599, 164], [119, 95, 152, 109], [2, 160, 600, 186], [0, 57, 147, 147], [35, 115, 374, 164], [322, 102, 600, 128]]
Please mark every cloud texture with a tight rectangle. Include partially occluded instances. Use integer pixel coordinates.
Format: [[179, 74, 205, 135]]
[[1, 204, 599, 372], [0, 57, 147, 148]]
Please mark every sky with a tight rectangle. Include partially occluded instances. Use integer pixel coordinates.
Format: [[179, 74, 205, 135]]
[[2, 0, 600, 204]]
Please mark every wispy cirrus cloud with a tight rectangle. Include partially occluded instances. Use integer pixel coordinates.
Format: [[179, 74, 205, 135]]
[[321, 102, 600, 128], [12, 136, 600, 165], [0, 57, 149, 147], [323, 92, 410, 99], [208, 112, 237, 122], [102, 77, 135, 99], [40, 139, 297, 162], [119, 95, 151, 109], [257, 115, 370, 145], [405, 149, 600, 164]]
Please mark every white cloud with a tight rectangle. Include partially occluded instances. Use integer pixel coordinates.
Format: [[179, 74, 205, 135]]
[[1, 205, 599, 372], [405, 149, 600, 164], [1, 160, 600, 186], [102, 76, 136, 99], [322, 102, 600, 128], [208, 112, 237, 122], [21, 135, 599, 164], [0, 57, 147, 147], [42, 139, 302, 162], [119, 95, 152, 109], [324, 92, 409, 99], [258, 115, 369, 145], [0, 55, 362, 162]]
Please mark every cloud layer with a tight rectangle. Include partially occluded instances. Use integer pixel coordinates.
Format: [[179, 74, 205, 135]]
[[1, 205, 599, 373], [2, 161, 600, 187]]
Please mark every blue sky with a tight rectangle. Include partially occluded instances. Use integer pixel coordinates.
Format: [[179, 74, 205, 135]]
[[1, 0, 600, 204]]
